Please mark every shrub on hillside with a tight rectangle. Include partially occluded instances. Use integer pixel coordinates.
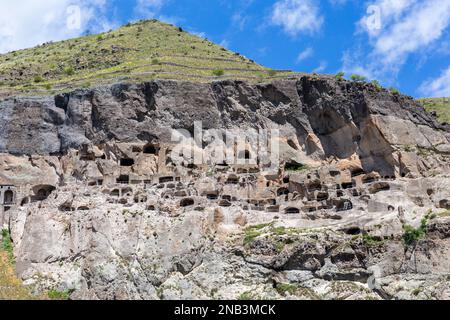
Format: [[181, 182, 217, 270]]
[[371, 80, 382, 90], [212, 69, 225, 77], [402, 210, 432, 245], [350, 74, 367, 83], [33, 76, 44, 83], [335, 72, 345, 80], [389, 87, 400, 95], [64, 66, 75, 76]]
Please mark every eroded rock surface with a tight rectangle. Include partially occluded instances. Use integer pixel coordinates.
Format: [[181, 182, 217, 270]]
[[1, 76, 449, 300]]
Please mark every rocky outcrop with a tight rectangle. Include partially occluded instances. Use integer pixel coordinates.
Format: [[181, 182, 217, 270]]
[[1, 75, 449, 300]]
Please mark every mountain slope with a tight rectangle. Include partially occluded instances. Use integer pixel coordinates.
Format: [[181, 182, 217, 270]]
[[417, 98, 450, 124], [0, 19, 293, 97]]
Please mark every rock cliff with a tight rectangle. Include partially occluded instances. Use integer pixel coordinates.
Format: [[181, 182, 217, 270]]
[[1, 75, 449, 300]]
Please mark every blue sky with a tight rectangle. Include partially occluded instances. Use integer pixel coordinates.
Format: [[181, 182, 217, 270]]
[[1, 0, 450, 98]]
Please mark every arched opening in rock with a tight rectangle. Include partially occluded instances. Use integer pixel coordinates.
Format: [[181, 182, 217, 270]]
[[33, 185, 56, 201], [226, 175, 239, 184], [147, 205, 156, 211], [316, 192, 329, 202], [330, 169, 340, 177], [111, 189, 120, 197], [121, 187, 133, 196], [285, 207, 300, 214], [4, 190, 14, 204], [336, 199, 353, 212], [222, 195, 232, 201], [120, 158, 135, 167], [180, 198, 195, 207], [277, 187, 289, 196], [219, 200, 232, 207]]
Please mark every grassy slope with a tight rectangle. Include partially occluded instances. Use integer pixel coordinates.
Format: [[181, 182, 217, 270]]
[[0, 19, 294, 96], [417, 98, 450, 124], [0, 251, 36, 300]]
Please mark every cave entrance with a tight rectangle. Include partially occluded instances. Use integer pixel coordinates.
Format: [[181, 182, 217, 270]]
[[33, 185, 56, 201], [120, 158, 135, 167], [351, 168, 365, 177], [143, 143, 159, 155], [180, 198, 195, 207], [336, 200, 353, 212], [4, 190, 14, 205], [341, 182, 355, 190], [159, 176, 174, 183], [206, 193, 218, 200], [277, 187, 289, 196], [117, 175, 130, 184], [226, 175, 239, 185], [285, 207, 300, 214]]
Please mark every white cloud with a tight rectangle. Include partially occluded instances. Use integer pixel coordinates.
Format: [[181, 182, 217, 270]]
[[360, 0, 450, 69], [271, 0, 323, 36], [341, 0, 450, 86], [329, 0, 349, 6], [313, 61, 328, 73], [420, 66, 450, 97], [0, 0, 113, 53], [220, 39, 230, 48], [134, 0, 164, 18], [296, 47, 314, 63], [340, 48, 376, 80], [232, 12, 249, 31], [359, 0, 416, 36]]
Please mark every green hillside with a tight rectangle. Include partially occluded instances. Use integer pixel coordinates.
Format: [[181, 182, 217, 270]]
[[0, 19, 294, 96], [417, 98, 450, 124]]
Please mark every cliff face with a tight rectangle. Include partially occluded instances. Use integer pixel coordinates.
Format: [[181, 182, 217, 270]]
[[1, 76, 449, 300], [1, 77, 447, 155]]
